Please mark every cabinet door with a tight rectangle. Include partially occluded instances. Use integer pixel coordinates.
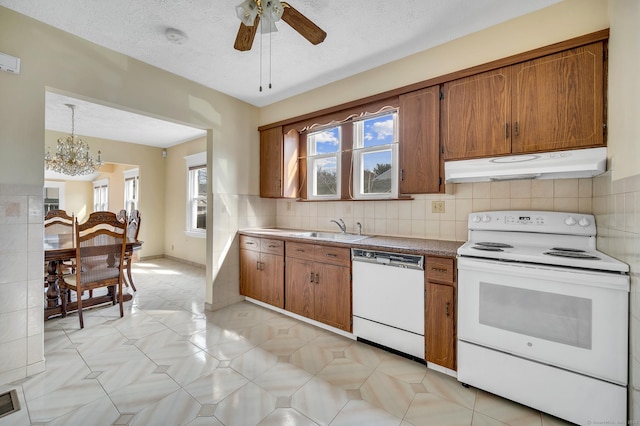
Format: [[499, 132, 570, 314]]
[[511, 42, 604, 153], [285, 257, 315, 319], [442, 68, 512, 160], [261, 253, 284, 308], [260, 126, 284, 198], [315, 263, 351, 332], [426, 282, 455, 370], [399, 86, 441, 194], [240, 249, 261, 300]]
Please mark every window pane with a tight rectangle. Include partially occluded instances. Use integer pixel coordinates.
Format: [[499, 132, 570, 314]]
[[362, 150, 392, 194], [309, 127, 340, 154], [314, 157, 337, 196], [197, 169, 207, 197], [361, 113, 395, 148]]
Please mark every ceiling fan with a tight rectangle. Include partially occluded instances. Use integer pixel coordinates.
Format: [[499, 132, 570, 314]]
[[234, 0, 327, 51]]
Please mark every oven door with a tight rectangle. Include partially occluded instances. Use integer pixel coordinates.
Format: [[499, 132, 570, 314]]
[[457, 257, 629, 385]]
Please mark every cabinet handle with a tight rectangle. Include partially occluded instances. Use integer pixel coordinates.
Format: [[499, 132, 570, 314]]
[[431, 267, 448, 273], [505, 123, 509, 138], [310, 272, 315, 283], [296, 249, 305, 253], [400, 169, 404, 182], [246, 241, 255, 245], [314, 273, 319, 284], [446, 302, 450, 317], [256, 261, 261, 270], [325, 253, 337, 258], [268, 244, 278, 248], [514, 121, 519, 137]]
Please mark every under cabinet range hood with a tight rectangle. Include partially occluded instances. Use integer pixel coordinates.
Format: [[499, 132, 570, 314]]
[[444, 147, 607, 183]]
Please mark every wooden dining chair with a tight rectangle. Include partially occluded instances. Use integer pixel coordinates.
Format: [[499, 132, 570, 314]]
[[44, 209, 75, 278], [123, 210, 141, 291], [60, 211, 127, 329]]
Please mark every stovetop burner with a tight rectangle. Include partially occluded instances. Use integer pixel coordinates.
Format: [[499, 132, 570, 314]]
[[551, 247, 586, 253], [472, 246, 505, 252], [476, 242, 514, 248], [544, 251, 600, 260]]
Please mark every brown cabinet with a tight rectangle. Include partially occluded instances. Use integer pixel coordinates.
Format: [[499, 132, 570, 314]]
[[260, 126, 299, 198], [285, 242, 351, 331], [425, 256, 456, 370], [239, 236, 284, 308], [442, 42, 605, 160], [399, 86, 442, 194]]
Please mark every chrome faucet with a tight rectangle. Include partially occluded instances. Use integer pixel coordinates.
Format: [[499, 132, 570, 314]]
[[330, 218, 347, 234]]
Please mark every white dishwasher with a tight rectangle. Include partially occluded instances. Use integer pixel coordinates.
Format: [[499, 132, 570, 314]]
[[351, 249, 425, 359]]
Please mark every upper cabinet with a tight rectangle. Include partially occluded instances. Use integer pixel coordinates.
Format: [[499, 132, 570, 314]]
[[399, 86, 442, 194], [260, 126, 299, 198], [511, 42, 604, 153], [442, 41, 606, 161]]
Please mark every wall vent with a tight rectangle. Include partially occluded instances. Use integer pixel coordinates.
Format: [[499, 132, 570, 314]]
[[0, 390, 20, 418]]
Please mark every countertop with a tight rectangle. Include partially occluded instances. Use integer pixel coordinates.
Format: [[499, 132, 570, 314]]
[[238, 228, 463, 258]]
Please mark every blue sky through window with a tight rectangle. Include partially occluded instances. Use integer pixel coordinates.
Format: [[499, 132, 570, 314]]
[[362, 114, 394, 171], [313, 128, 340, 154]]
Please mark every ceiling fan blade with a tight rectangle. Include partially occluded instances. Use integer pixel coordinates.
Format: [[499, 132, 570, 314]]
[[281, 3, 326, 45], [234, 15, 260, 51]]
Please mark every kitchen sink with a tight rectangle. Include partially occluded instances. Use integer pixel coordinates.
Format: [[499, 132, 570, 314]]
[[290, 231, 370, 242]]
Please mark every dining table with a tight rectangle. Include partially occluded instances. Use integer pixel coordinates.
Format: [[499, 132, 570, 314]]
[[44, 234, 142, 320]]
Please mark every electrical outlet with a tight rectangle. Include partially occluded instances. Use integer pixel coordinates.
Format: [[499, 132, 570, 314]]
[[432, 201, 445, 213]]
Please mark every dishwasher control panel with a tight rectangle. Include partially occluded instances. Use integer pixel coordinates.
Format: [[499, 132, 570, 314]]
[[351, 249, 424, 270]]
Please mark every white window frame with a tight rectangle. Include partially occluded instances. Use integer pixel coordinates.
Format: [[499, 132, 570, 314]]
[[185, 152, 207, 239], [352, 111, 399, 200], [123, 168, 139, 214], [93, 178, 109, 211], [306, 126, 341, 201]]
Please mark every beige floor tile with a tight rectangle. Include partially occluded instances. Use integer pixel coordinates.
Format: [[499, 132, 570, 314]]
[[183, 367, 248, 404], [215, 382, 277, 425], [260, 334, 309, 356], [474, 390, 542, 426], [26, 379, 108, 423], [344, 341, 387, 369], [292, 377, 349, 426], [165, 350, 221, 387], [472, 412, 510, 426], [330, 400, 402, 426], [316, 357, 374, 390], [45, 395, 121, 426], [375, 354, 427, 384], [108, 373, 180, 413], [359, 371, 416, 419], [404, 393, 473, 426], [290, 342, 335, 375], [422, 369, 477, 409], [129, 389, 201, 425], [230, 346, 279, 380], [258, 407, 320, 426], [253, 362, 313, 397]]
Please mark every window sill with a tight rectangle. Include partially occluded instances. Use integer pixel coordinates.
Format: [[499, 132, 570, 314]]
[[296, 196, 414, 202], [184, 230, 206, 239]]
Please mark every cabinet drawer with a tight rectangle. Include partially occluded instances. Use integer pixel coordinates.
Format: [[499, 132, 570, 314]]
[[240, 235, 261, 251], [314, 245, 350, 267], [286, 242, 315, 260], [426, 257, 455, 284], [261, 238, 284, 255]]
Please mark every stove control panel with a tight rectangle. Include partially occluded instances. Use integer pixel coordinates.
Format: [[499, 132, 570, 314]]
[[468, 211, 596, 235]]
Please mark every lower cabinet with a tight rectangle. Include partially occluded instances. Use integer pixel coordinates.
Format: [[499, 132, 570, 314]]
[[285, 242, 352, 332], [425, 256, 457, 370], [239, 236, 284, 308]]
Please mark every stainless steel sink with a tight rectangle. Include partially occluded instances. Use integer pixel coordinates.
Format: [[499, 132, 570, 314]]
[[290, 231, 370, 242]]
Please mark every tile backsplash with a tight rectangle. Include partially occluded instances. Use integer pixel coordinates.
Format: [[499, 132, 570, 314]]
[[276, 178, 594, 241], [0, 184, 46, 384]]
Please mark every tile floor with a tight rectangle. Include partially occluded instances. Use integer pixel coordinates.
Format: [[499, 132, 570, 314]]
[[0, 258, 574, 426]]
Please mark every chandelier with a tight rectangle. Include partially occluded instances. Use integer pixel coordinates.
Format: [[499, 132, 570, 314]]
[[45, 104, 103, 176]]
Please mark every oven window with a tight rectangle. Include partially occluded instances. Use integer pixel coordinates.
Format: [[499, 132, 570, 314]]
[[479, 282, 592, 349]]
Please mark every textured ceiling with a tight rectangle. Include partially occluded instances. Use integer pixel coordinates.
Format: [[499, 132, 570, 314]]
[[1, 0, 562, 108]]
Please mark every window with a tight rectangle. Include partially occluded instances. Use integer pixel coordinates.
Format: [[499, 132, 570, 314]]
[[307, 126, 341, 200], [185, 152, 207, 238], [123, 168, 139, 214], [352, 111, 398, 199], [93, 179, 109, 211], [44, 181, 65, 216]]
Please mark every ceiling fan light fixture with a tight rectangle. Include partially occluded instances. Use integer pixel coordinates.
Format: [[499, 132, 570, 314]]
[[262, 0, 284, 23], [236, 0, 259, 26]]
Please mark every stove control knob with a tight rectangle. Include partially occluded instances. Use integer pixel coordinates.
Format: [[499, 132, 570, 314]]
[[578, 217, 590, 227], [482, 215, 491, 223], [472, 215, 482, 223], [564, 216, 577, 226]]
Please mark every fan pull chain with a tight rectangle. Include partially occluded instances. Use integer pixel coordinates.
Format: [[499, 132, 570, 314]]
[[269, 26, 272, 89]]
